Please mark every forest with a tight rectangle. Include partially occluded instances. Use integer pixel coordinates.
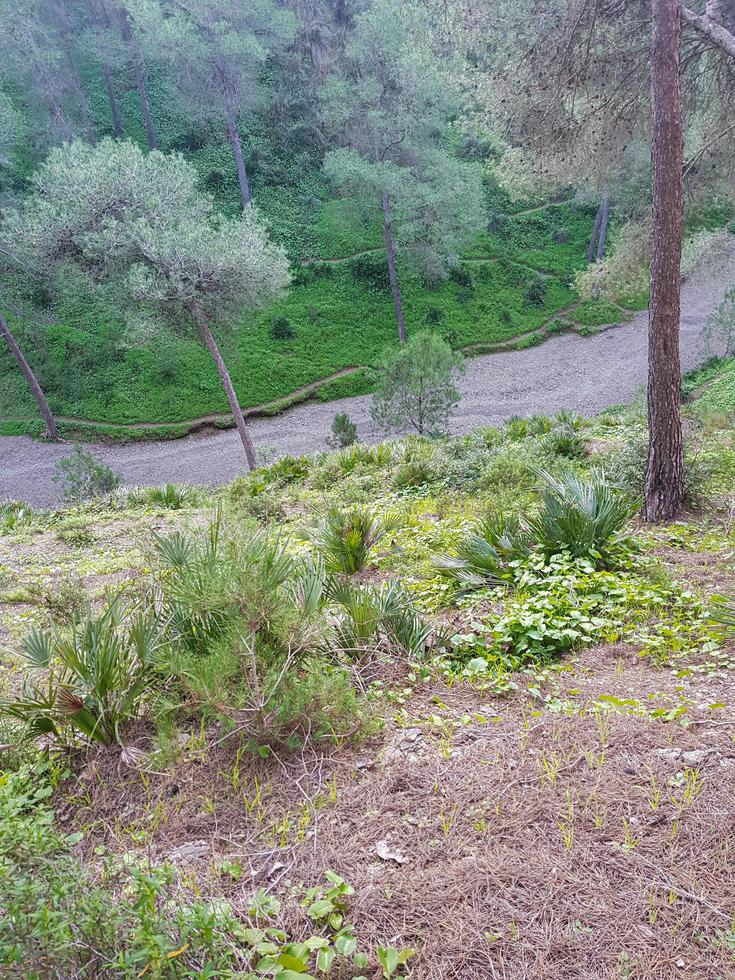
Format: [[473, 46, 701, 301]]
[[2, 1, 735, 977]]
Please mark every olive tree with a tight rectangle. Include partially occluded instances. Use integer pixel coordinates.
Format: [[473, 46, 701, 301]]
[[1, 139, 290, 467], [371, 330, 464, 437]]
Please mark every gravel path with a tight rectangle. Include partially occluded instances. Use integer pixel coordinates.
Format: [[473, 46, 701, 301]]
[[3, 241, 734, 508]]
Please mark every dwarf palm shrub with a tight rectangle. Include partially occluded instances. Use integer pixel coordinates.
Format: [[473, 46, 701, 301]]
[[139, 483, 199, 509], [329, 580, 430, 658], [306, 507, 399, 574], [436, 514, 531, 590], [0, 597, 161, 745], [527, 469, 636, 562]]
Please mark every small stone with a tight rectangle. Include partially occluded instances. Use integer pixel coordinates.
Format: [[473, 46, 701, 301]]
[[169, 840, 208, 864], [681, 749, 715, 766]]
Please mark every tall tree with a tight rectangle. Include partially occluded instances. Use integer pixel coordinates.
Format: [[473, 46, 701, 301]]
[[0, 307, 60, 441], [645, 0, 685, 521], [117, 4, 157, 149], [323, 0, 484, 344], [85, 0, 124, 137], [2, 140, 291, 467], [128, 0, 295, 208]]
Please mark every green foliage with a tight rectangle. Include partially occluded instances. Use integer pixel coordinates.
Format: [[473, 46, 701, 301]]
[[523, 273, 548, 306], [329, 579, 431, 658], [271, 315, 297, 341], [306, 506, 399, 574], [0, 500, 37, 534], [544, 424, 587, 459], [130, 483, 200, 510], [526, 469, 636, 563], [0, 763, 402, 978], [53, 444, 120, 504], [0, 596, 161, 745], [327, 412, 359, 449], [372, 331, 464, 437], [436, 513, 531, 590]]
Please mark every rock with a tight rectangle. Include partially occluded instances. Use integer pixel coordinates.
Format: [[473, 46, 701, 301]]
[[375, 839, 409, 865], [681, 749, 715, 766], [169, 840, 208, 864]]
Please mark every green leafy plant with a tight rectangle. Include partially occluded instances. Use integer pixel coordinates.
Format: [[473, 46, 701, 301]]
[[329, 579, 431, 658], [526, 469, 636, 563], [306, 506, 399, 574], [53, 444, 120, 504], [436, 513, 531, 590], [327, 412, 359, 449], [0, 596, 162, 745], [137, 483, 199, 509]]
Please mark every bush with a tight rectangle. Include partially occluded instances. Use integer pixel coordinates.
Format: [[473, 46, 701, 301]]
[[53, 445, 120, 504], [423, 306, 445, 326], [523, 274, 548, 307], [136, 483, 200, 509], [371, 331, 464, 438], [544, 424, 587, 459], [393, 458, 435, 490], [348, 253, 389, 289], [270, 315, 296, 341], [435, 513, 531, 590], [526, 469, 636, 563], [306, 506, 399, 574], [327, 413, 359, 449], [329, 579, 431, 658], [0, 596, 161, 746]]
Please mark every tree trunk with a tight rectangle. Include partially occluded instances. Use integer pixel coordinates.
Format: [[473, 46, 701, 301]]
[[381, 189, 407, 345], [56, 0, 96, 144], [595, 195, 610, 260], [587, 201, 604, 262], [118, 5, 157, 150], [0, 312, 60, 441], [644, 0, 685, 522], [224, 93, 251, 208], [90, 0, 123, 137], [191, 304, 257, 469]]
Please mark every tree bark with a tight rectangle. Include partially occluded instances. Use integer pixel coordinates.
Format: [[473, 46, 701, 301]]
[[191, 304, 257, 469], [118, 5, 157, 150], [381, 189, 407, 345], [224, 92, 251, 208], [644, 0, 685, 522], [0, 312, 60, 441], [595, 195, 610, 260], [587, 201, 604, 262], [90, 0, 123, 137], [56, 0, 96, 144]]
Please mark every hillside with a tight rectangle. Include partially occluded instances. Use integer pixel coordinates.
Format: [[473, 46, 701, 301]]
[[3, 377, 735, 977], [0, 182, 632, 439]]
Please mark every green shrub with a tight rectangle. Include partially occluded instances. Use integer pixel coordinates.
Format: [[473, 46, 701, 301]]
[[544, 424, 587, 459], [135, 483, 200, 509], [306, 506, 399, 574], [0, 501, 37, 534], [53, 445, 120, 504], [270, 315, 296, 340], [0, 596, 161, 746], [393, 457, 436, 489], [371, 331, 464, 438], [523, 274, 548, 306], [526, 469, 636, 563], [327, 412, 359, 449], [329, 579, 431, 658], [435, 513, 531, 590]]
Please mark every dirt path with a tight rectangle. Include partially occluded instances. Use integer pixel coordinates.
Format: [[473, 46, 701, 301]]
[[2, 241, 734, 508]]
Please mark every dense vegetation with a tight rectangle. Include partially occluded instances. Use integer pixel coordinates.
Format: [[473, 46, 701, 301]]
[[3, 367, 735, 975]]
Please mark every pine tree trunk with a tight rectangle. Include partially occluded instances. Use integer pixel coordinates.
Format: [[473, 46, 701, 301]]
[[596, 195, 610, 260], [90, 0, 123, 137], [191, 304, 257, 469], [587, 201, 604, 262], [0, 312, 60, 441], [224, 93, 251, 208], [57, 0, 96, 144], [118, 5, 157, 150], [644, 0, 685, 522], [101, 61, 123, 138], [381, 189, 407, 345]]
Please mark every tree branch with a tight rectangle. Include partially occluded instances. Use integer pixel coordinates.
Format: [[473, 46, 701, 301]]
[[682, 4, 735, 59]]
